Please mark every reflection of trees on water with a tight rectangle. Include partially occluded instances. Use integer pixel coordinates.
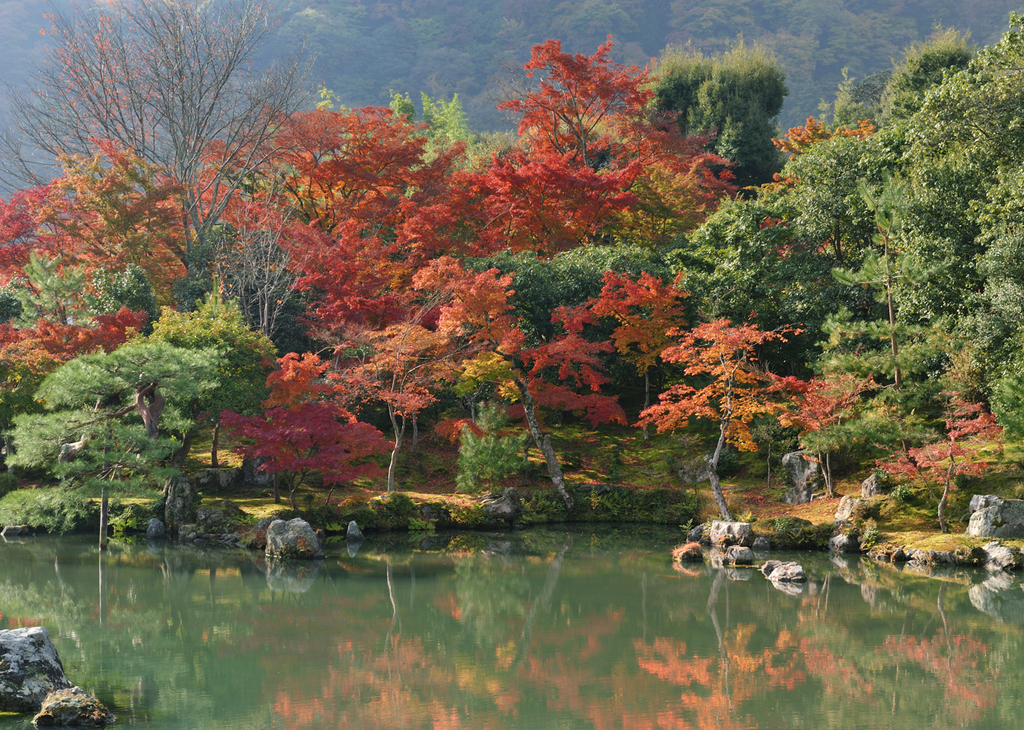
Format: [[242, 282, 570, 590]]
[[0, 538, 1022, 728]]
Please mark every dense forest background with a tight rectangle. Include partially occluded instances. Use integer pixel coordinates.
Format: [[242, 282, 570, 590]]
[[1, 0, 1022, 130]]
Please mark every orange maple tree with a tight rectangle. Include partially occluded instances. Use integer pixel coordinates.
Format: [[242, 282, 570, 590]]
[[639, 320, 791, 519]]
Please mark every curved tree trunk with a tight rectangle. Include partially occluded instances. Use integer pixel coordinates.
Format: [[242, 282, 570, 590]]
[[514, 378, 573, 510]]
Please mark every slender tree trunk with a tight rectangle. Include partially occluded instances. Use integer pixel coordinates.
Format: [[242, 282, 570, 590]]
[[210, 423, 220, 468], [387, 410, 406, 494], [708, 427, 732, 521], [819, 451, 834, 498], [99, 484, 109, 551], [288, 474, 298, 511], [883, 236, 902, 390], [938, 460, 954, 534], [272, 473, 280, 504], [642, 371, 650, 441], [514, 378, 573, 510], [411, 414, 419, 452]]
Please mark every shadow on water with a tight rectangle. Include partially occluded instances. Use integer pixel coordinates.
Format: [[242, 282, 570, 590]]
[[1, 528, 1023, 728]]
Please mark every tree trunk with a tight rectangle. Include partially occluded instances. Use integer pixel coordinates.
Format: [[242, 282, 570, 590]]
[[411, 414, 419, 452], [210, 422, 220, 468], [642, 371, 650, 442], [514, 378, 573, 510], [820, 451, 834, 498], [708, 427, 732, 521], [288, 474, 298, 511], [99, 485, 109, 551], [385, 407, 405, 493], [272, 472, 280, 504], [170, 430, 195, 469]]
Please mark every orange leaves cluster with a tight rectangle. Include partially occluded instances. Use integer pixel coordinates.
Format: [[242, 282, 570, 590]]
[[640, 320, 791, 450], [773, 116, 877, 157]]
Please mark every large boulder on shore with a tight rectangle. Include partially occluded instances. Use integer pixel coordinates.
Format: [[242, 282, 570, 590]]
[[967, 499, 1024, 538], [0, 627, 72, 713], [163, 475, 197, 534], [265, 518, 324, 560], [32, 687, 114, 727], [480, 488, 523, 525], [781, 451, 821, 505], [709, 521, 753, 547]]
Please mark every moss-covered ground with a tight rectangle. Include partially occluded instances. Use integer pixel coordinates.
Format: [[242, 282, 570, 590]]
[[1, 416, 1020, 552]]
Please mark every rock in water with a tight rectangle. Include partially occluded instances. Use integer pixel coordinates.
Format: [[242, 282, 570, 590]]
[[0, 627, 72, 713], [761, 560, 807, 582], [672, 542, 703, 563], [724, 545, 754, 566], [265, 518, 324, 560], [145, 518, 166, 540], [346, 520, 364, 541], [781, 451, 822, 505], [32, 687, 114, 727]]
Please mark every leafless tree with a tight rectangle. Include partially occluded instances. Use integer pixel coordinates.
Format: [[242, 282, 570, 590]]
[[214, 195, 302, 341], [3, 0, 310, 270]]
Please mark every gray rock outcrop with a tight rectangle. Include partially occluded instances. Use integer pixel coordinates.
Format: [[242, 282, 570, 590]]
[[1, 525, 28, 538], [480, 488, 523, 525], [761, 560, 807, 582], [0, 627, 72, 713], [828, 533, 860, 553], [982, 541, 1020, 571], [687, 523, 707, 544], [724, 545, 754, 565], [242, 457, 274, 488], [192, 468, 242, 494], [967, 499, 1024, 538], [970, 494, 1002, 514], [163, 475, 197, 534], [265, 518, 324, 560], [860, 472, 888, 498], [752, 536, 771, 551], [346, 521, 364, 542], [145, 519, 166, 540], [835, 495, 865, 522], [781, 451, 822, 505], [709, 520, 753, 547], [32, 686, 114, 726]]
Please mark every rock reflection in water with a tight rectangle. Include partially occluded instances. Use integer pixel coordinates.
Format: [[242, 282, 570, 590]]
[[265, 559, 323, 593]]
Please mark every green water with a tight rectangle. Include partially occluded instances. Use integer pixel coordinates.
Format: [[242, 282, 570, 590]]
[[0, 526, 1021, 729]]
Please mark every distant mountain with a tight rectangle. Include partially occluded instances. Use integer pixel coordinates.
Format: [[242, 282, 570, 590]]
[[2, 0, 1019, 133]]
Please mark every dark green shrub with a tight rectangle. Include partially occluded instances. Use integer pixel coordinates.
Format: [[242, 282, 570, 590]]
[[0, 487, 96, 533], [0, 472, 18, 499]]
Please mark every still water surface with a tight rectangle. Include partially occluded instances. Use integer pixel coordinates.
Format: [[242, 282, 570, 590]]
[[0, 526, 1021, 729]]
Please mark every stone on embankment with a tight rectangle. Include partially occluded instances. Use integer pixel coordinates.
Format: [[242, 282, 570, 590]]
[[163, 475, 197, 534], [32, 686, 114, 727], [781, 451, 821, 505], [347, 520, 364, 542], [265, 518, 324, 560], [709, 521, 753, 547], [828, 533, 859, 554], [192, 468, 242, 495], [1, 525, 28, 538], [967, 499, 1024, 538], [0, 627, 72, 713], [480, 488, 523, 525], [982, 541, 1021, 571], [687, 523, 707, 544]]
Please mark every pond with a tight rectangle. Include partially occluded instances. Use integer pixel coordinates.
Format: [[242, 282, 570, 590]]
[[0, 526, 1021, 729]]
